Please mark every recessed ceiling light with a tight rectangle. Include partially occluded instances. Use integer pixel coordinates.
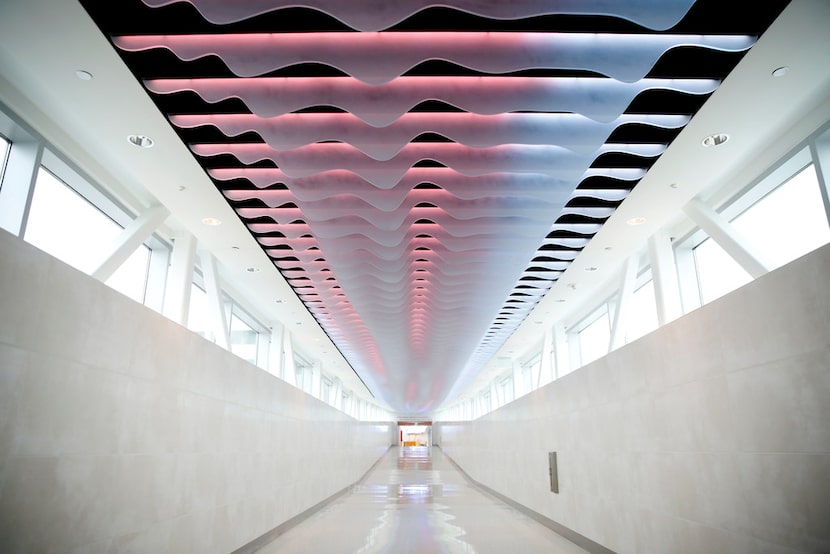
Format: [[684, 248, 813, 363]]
[[127, 134, 154, 148], [772, 66, 790, 78], [554, 299, 566, 303], [275, 299, 284, 304], [701, 133, 729, 147], [584, 266, 598, 272], [246, 267, 260, 273], [75, 70, 93, 81], [201, 217, 222, 226], [669, 183, 679, 189], [627, 216, 647, 226], [177, 185, 187, 192]]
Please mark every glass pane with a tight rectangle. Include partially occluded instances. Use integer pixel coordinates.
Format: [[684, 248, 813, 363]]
[[627, 280, 659, 343], [579, 311, 610, 366], [693, 238, 752, 304], [106, 246, 150, 303], [555, 339, 572, 378], [230, 311, 258, 365], [500, 377, 514, 404], [24, 168, 150, 302], [321, 379, 332, 404], [732, 164, 830, 269], [187, 284, 211, 339], [520, 364, 532, 394]]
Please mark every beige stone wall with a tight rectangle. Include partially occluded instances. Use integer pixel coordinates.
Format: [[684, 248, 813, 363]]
[[440, 243, 830, 553], [0, 229, 391, 553]]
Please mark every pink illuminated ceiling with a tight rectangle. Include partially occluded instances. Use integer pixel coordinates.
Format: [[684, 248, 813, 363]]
[[80, 0, 789, 413]]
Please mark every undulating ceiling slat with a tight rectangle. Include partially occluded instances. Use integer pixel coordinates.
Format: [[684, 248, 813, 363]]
[[80, 0, 790, 413]]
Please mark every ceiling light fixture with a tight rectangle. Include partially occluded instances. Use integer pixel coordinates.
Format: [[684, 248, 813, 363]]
[[626, 216, 647, 226], [126, 134, 154, 148], [584, 266, 598, 272], [75, 70, 93, 81], [701, 133, 729, 147], [201, 217, 222, 226], [772, 66, 790, 77], [246, 267, 260, 273]]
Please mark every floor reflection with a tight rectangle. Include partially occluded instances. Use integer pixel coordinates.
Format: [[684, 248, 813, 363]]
[[256, 446, 588, 553]]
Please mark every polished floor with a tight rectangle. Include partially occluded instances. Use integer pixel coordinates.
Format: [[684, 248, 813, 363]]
[[256, 446, 587, 553]]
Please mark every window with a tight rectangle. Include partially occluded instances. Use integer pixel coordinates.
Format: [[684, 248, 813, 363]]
[[230, 310, 259, 365], [24, 167, 151, 303], [578, 310, 610, 366], [188, 279, 268, 367], [732, 164, 829, 269], [626, 279, 659, 342], [555, 337, 572, 379], [342, 391, 352, 416], [693, 237, 752, 304], [321, 376, 333, 404], [521, 353, 540, 392], [295, 354, 314, 393], [690, 161, 829, 305], [480, 390, 491, 414], [499, 375, 514, 405], [187, 283, 211, 339]]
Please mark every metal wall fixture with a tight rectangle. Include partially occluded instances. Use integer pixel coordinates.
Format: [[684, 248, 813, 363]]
[[549, 451, 559, 494]]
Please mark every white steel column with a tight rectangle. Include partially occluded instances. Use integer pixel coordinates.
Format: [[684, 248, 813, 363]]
[[163, 231, 196, 325], [0, 134, 42, 236], [92, 204, 169, 281], [268, 322, 285, 379], [282, 329, 297, 387], [490, 380, 501, 410], [512, 360, 523, 398], [537, 327, 554, 388], [683, 197, 772, 279], [199, 251, 230, 349], [311, 361, 322, 399], [553, 323, 569, 380], [648, 230, 683, 326], [568, 329, 582, 372], [609, 255, 639, 350], [810, 138, 830, 228], [331, 378, 343, 409]]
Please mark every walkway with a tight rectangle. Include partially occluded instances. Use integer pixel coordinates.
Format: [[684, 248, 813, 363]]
[[255, 446, 588, 553]]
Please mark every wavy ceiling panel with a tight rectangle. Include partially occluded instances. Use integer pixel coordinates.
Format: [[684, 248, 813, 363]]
[[138, 0, 698, 30], [115, 33, 754, 83], [145, 77, 720, 125], [79, 0, 790, 413]]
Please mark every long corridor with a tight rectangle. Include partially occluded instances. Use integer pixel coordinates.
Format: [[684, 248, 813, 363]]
[[255, 447, 587, 553]]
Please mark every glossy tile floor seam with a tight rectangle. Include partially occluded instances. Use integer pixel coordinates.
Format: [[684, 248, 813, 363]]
[[255, 446, 588, 553]]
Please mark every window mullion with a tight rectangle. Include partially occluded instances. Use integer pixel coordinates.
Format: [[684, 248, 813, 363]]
[[0, 135, 42, 236]]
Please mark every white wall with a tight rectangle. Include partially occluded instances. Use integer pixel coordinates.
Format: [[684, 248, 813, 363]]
[[0, 229, 392, 553], [439, 243, 830, 554]]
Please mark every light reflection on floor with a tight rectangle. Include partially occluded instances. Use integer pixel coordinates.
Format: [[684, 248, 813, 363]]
[[256, 446, 588, 553]]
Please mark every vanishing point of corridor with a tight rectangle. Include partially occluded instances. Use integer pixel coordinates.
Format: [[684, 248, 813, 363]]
[[255, 447, 587, 553]]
